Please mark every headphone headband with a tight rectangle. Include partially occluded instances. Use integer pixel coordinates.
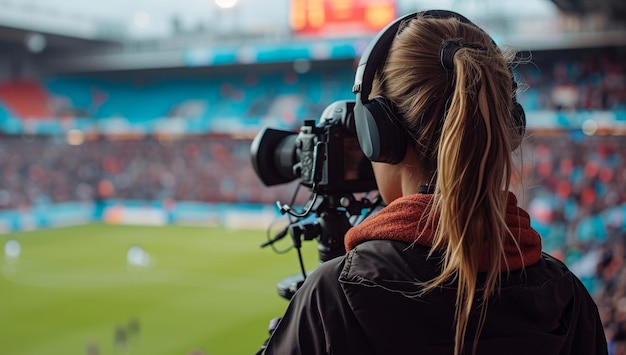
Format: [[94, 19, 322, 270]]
[[353, 10, 477, 102]]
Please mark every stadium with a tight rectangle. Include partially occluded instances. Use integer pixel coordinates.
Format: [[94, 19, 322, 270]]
[[0, 0, 625, 354]]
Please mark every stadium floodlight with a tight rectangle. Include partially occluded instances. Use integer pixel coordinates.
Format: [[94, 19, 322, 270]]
[[215, 0, 238, 9]]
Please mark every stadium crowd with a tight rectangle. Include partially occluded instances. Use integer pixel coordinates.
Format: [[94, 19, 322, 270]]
[[522, 132, 626, 353], [0, 134, 292, 210], [515, 48, 626, 112]]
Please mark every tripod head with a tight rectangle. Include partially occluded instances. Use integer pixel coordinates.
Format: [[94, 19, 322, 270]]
[[262, 192, 380, 300]]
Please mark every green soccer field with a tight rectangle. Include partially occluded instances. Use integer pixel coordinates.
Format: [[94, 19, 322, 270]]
[[0, 223, 321, 355]]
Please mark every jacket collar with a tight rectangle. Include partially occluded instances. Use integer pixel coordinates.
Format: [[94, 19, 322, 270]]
[[345, 192, 542, 272]]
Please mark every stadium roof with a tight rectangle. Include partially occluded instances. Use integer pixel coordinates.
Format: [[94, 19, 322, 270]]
[[0, 0, 625, 74], [0, 0, 580, 41]]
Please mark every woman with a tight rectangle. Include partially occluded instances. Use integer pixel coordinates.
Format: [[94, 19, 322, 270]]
[[262, 10, 607, 355]]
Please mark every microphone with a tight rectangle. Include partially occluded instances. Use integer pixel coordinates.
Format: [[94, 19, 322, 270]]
[[260, 225, 289, 248]]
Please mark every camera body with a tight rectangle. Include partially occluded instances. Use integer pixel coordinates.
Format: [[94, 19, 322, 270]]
[[250, 100, 377, 195]]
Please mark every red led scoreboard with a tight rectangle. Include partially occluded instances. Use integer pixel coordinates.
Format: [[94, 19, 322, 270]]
[[290, 0, 397, 36]]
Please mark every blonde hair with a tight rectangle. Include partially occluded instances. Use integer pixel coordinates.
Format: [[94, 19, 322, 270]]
[[376, 15, 523, 355]]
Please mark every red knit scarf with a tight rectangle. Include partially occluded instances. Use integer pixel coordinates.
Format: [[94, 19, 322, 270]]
[[345, 192, 542, 272]]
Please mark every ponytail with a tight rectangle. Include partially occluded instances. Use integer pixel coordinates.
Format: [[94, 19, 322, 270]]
[[379, 16, 523, 355], [429, 44, 517, 354]]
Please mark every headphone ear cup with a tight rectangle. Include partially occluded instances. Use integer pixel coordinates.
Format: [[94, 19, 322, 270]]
[[354, 97, 407, 164]]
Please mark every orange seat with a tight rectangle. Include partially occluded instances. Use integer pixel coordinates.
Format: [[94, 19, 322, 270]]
[[0, 79, 53, 119]]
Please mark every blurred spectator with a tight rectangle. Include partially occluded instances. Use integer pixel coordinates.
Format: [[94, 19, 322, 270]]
[[516, 48, 626, 111]]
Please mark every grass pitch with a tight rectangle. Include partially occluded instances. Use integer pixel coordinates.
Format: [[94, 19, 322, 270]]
[[0, 223, 321, 355]]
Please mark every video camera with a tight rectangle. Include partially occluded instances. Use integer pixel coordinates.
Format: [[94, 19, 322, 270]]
[[250, 100, 377, 195]]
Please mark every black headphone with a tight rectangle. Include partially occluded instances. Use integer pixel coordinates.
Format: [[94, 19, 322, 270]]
[[352, 10, 526, 164]]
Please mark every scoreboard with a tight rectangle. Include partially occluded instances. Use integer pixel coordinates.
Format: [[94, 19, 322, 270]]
[[290, 0, 397, 36]]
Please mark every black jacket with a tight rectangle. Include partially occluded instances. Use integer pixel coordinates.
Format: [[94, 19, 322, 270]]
[[262, 240, 607, 355]]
